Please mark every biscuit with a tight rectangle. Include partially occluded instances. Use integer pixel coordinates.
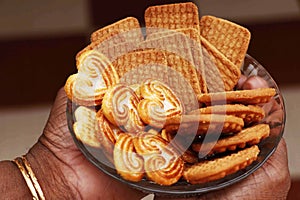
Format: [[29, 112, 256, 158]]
[[147, 28, 207, 93], [64, 50, 119, 106], [102, 84, 145, 133], [73, 106, 100, 148], [200, 15, 251, 68], [133, 132, 184, 185], [198, 88, 277, 105], [96, 109, 123, 162], [164, 114, 244, 135], [189, 104, 265, 124], [112, 49, 169, 85], [183, 145, 260, 184], [145, 2, 200, 35], [192, 124, 270, 155], [137, 79, 184, 128], [113, 133, 144, 182], [201, 36, 241, 92], [91, 17, 143, 44]]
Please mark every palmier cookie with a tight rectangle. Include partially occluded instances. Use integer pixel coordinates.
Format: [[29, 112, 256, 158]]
[[96, 109, 123, 162], [198, 88, 276, 105], [137, 79, 184, 128], [183, 145, 260, 184], [133, 132, 184, 185], [102, 84, 145, 133], [64, 50, 119, 106], [164, 114, 244, 135], [189, 104, 265, 124], [73, 106, 100, 148], [192, 124, 270, 155]]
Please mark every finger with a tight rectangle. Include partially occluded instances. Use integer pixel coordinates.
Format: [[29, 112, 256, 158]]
[[242, 76, 269, 90]]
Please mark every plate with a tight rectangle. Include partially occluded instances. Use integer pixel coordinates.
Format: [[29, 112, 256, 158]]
[[66, 54, 286, 197]]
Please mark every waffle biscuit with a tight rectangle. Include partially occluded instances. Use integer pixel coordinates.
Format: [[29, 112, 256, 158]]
[[137, 79, 184, 128], [133, 132, 184, 185], [145, 2, 200, 35], [90, 17, 143, 43], [96, 109, 123, 162], [113, 133, 144, 182], [183, 145, 260, 184], [64, 50, 119, 106], [189, 104, 265, 124], [147, 28, 207, 93], [192, 124, 270, 155], [102, 84, 145, 133], [73, 106, 100, 148], [201, 36, 241, 92], [164, 114, 244, 135], [200, 15, 251, 68], [112, 49, 168, 85], [198, 88, 277, 105]]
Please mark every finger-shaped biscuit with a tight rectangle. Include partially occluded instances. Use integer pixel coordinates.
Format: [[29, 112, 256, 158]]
[[189, 104, 265, 124], [114, 133, 144, 182], [133, 132, 184, 185], [183, 145, 260, 184], [198, 88, 277, 105], [102, 84, 145, 133], [192, 124, 270, 155], [164, 114, 244, 135], [65, 50, 119, 106], [73, 106, 100, 148], [137, 79, 184, 128]]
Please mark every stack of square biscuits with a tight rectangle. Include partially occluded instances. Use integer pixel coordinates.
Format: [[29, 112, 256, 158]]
[[64, 2, 277, 186]]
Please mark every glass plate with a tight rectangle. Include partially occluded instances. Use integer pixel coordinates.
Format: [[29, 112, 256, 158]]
[[66, 54, 286, 197]]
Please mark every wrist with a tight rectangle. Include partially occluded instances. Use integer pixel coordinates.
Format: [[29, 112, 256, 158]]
[[0, 160, 33, 199], [26, 142, 78, 199]]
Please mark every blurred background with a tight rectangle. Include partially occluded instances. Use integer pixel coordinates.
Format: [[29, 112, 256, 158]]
[[0, 0, 299, 198]]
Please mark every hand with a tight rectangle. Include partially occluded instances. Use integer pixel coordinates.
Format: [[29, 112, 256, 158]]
[[26, 88, 145, 199]]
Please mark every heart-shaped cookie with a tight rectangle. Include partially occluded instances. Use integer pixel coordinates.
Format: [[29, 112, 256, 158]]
[[137, 79, 184, 129], [64, 50, 119, 106], [102, 84, 145, 133]]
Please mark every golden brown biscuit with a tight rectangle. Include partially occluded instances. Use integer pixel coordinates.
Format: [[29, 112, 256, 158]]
[[189, 104, 265, 124], [198, 88, 277, 105], [164, 114, 244, 135], [192, 124, 270, 155], [91, 17, 143, 44], [96, 109, 123, 162], [183, 145, 260, 184], [137, 79, 184, 128], [73, 106, 100, 148], [64, 50, 119, 106], [102, 84, 145, 133], [201, 36, 241, 92], [133, 132, 184, 185], [200, 15, 251, 68], [147, 28, 208, 93], [145, 2, 200, 35], [114, 133, 144, 182]]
